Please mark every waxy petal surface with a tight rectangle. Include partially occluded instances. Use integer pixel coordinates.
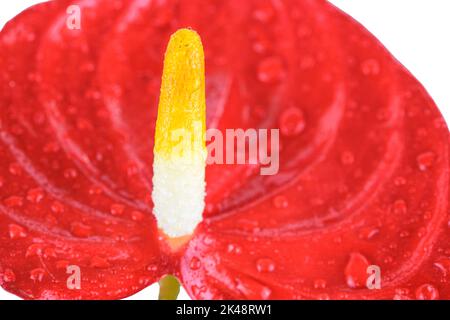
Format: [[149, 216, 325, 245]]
[[1, 0, 449, 300]]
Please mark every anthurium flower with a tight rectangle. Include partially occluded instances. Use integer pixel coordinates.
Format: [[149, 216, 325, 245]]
[[0, 0, 449, 300]]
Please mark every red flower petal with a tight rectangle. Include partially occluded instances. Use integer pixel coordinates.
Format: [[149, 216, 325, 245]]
[[0, 0, 449, 300], [0, 0, 168, 300]]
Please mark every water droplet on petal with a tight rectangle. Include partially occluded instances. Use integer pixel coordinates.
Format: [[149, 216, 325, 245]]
[[27, 188, 45, 203], [393, 288, 412, 300], [433, 257, 450, 278], [202, 235, 214, 245], [236, 277, 272, 300], [314, 279, 327, 289], [8, 224, 27, 239], [70, 222, 93, 238], [138, 276, 154, 286], [392, 199, 408, 215], [361, 59, 380, 76], [345, 252, 370, 289], [399, 230, 410, 238], [131, 211, 144, 221], [1, 269, 16, 283], [227, 243, 242, 255], [30, 268, 46, 282], [417, 151, 436, 171], [358, 226, 380, 240], [110, 203, 125, 216], [64, 168, 78, 179], [273, 195, 289, 209], [341, 151, 355, 165], [415, 284, 439, 300], [279, 107, 306, 137], [257, 56, 285, 84], [4, 195, 24, 208], [51, 201, 65, 213], [189, 257, 201, 270], [147, 264, 158, 272], [253, 4, 275, 23], [394, 176, 407, 186], [89, 185, 103, 195], [8, 163, 22, 176], [26, 244, 44, 257], [256, 258, 276, 273], [191, 285, 207, 297]]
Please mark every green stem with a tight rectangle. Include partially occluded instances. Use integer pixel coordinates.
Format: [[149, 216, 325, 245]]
[[158, 275, 181, 300]]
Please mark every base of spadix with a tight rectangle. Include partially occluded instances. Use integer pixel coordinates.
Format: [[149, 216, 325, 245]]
[[152, 155, 205, 238], [159, 275, 181, 300]]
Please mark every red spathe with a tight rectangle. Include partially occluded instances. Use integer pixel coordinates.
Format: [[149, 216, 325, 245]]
[[0, 0, 449, 300]]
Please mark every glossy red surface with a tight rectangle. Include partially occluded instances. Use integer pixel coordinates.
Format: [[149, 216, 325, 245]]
[[0, 0, 449, 299]]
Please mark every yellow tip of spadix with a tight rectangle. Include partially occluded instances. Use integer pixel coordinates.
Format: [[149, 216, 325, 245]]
[[152, 28, 206, 239]]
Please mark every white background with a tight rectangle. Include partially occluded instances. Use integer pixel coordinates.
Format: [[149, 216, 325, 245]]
[[1, 0, 449, 300]]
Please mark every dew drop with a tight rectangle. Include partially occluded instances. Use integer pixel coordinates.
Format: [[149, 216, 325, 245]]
[[279, 107, 306, 137], [399, 230, 410, 238], [131, 210, 144, 221], [70, 222, 93, 238], [43, 247, 56, 259], [358, 226, 380, 240], [27, 188, 45, 203], [8, 224, 27, 239], [345, 252, 370, 289], [252, 36, 271, 54], [138, 276, 154, 286], [256, 258, 276, 273], [63, 168, 78, 179], [272, 195, 289, 209], [30, 268, 46, 282], [89, 185, 103, 195], [51, 201, 65, 213], [26, 244, 44, 257], [4, 196, 24, 208], [415, 284, 439, 300], [189, 257, 201, 270], [1, 269, 16, 283], [227, 243, 243, 255], [393, 288, 412, 300], [202, 235, 214, 245], [110, 204, 125, 216], [361, 59, 380, 76], [340, 151, 355, 165], [392, 199, 408, 215], [191, 285, 207, 297], [394, 176, 407, 186], [433, 257, 450, 278], [314, 279, 327, 289], [146, 264, 158, 272], [417, 151, 436, 171], [257, 56, 285, 84], [253, 4, 275, 23], [8, 163, 22, 176], [236, 277, 272, 300]]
